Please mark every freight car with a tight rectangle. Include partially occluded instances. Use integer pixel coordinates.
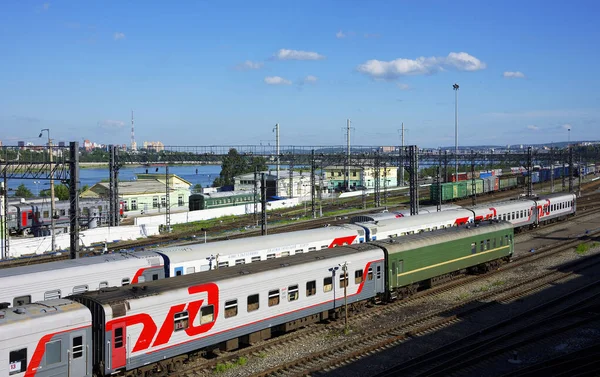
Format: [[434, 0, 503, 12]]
[[188, 191, 256, 211], [0, 222, 513, 377]]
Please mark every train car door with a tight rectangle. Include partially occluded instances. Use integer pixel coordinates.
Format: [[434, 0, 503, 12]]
[[70, 330, 89, 377], [111, 323, 127, 370]]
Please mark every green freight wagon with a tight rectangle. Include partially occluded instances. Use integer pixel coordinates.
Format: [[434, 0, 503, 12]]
[[189, 191, 257, 210], [429, 182, 468, 202], [373, 221, 513, 299], [499, 176, 518, 190], [465, 179, 484, 196]]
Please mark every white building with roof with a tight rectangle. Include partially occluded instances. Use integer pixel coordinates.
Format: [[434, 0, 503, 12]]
[[234, 170, 315, 199]]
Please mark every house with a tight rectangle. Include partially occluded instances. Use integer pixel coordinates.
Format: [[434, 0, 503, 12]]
[[234, 170, 315, 199], [80, 174, 192, 212], [322, 166, 398, 191]]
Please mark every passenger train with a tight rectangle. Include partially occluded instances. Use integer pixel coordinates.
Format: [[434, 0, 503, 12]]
[[0, 221, 514, 377], [0, 192, 576, 310]]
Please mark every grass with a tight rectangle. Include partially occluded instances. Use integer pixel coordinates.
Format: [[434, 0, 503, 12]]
[[475, 280, 505, 293], [575, 243, 590, 255], [214, 357, 248, 373]]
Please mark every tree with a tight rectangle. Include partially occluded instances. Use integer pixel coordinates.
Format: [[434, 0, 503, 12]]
[[191, 184, 204, 194], [212, 149, 268, 187], [14, 184, 33, 198], [40, 184, 70, 200]]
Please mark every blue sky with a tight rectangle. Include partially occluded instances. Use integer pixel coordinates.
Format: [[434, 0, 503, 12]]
[[1, 1, 599, 148]]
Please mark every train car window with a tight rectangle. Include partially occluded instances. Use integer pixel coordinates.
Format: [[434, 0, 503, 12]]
[[174, 311, 189, 331], [480, 241, 485, 252], [268, 290, 280, 306], [45, 340, 62, 365], [247, 294, 260, 312], [267, 253, 276, 260], [288, 285, 299, 301], [43, 210, 49, 218], [235, 259, 245, 265], [72, 336, 83, 359], [137, 276, 146, 283], [72, 285, 89, 294], [355, 270, 363, 284], [486, 239, 491, 250], [13, 295, 31, 307], [218, 261, 229, 268], [339, 273, 348, 288], [9, 348, 27, 374], [309, 247, 316, 252], [321, 245, 328, 250], [281, 251, 290, 257], [377, 266, 382, 279], [44, 290, 61, 300], [185, 267, 196, 274], [27, 212, 33, 220], [510, 235, 513, 243], [224, 300, 238, 318], [121, 278, 130, 286], [493, 238, 497, 248], [306, 281, 316, 296], [251, 256, 261, 263], [323, 277, 333, 292], [60, 209, 66, 216], [114, 328, 124, 348], [99, 281, 109, 289], [471, 243, 476, 254], [505, 235, 509, 245], [367, 268, 373, 281], [200, 306, 214, 324], [152, 274, 159, 281]]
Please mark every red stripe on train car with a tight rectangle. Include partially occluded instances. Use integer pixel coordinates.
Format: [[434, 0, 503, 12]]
[[329, 235, 358, 248]]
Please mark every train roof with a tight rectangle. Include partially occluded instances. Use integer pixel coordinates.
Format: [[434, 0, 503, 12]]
[[0, 299, 88, 326], [350, 204, 461, 223], [0, 250, 161, 279], [355, 209, 472, 230], [72, 243, 382, 305], [155, 226, 362, 263], [190, 190, 255, 199], [372, 220, 513, 252]]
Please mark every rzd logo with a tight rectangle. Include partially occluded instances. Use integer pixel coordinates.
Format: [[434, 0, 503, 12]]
[[106, 283, 219, 352]]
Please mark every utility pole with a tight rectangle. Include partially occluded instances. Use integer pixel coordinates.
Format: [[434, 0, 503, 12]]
[[39, 129, 55, 252], [0, 180, 6, 259], [340, 261, 350, 334], [261, 173, 267, 235], [346, 119, 351, 190], [273, 123, 280, 197], [398, 123, 407, 185], [165, 164, 171, 233], [453, 83, 460, 183]]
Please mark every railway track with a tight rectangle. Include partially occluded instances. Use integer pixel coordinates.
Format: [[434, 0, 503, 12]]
[[164, 210, 600, 377]]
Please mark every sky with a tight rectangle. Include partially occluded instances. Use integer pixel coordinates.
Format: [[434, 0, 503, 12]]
[[1, 0, 599, 149]]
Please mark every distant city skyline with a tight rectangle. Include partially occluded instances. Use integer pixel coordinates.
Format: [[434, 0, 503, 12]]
[[1, 1, 599, 148]]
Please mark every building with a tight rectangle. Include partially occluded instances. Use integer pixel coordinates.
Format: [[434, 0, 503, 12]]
[[322, 166, 398, 191], [80, 173, 192, 212], [143, 141, 165, 152], [234, 170, 314, 199]]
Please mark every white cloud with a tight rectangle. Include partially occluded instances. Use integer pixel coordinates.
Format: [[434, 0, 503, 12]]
[[503, 71, 526, 79], [336, 30, 346, 39], [397, 83, 411, 90], [99, 120, 125, 129], [356, 52, 486, 80], [264, 76, 292, 85], [113, 32, 125, 40], [303, 75, 318, 84], [275, 49, 325, 61], [235, 60, 264, 70], [527, 125, 540, 131], [562, 124, 572, 130]]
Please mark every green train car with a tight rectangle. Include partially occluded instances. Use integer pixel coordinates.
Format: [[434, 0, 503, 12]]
[[373, 221, 513, 299], [189, 191, 257, 211]]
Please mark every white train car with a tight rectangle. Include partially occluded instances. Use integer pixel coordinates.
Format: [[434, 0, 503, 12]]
[[71, 244, 385, 376], [535, 193, 576, 224], [469, 199, 537, 229], [0, 251, 165, 308], [355, 209, 475, 241], [156, 225, 366, 277], [0, 299, 93, 377], [350, 204, 461, 223]]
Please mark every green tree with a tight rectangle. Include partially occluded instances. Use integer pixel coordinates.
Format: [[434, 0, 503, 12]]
[[212, 149, 268, 187], [40, 184, 70, 200], [191, 183, 204, 193], [14, 184, 33, 198]]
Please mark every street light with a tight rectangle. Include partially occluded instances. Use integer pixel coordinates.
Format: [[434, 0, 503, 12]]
[[39, 128, 55, 253], [453, 83, 460, 182]]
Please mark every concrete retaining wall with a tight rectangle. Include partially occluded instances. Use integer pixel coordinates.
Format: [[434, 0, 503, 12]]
[[7, 224, 160, 258], [135, 198, 301, 226]]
